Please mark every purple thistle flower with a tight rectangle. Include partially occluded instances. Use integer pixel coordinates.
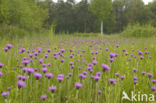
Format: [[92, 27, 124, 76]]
[[61, 59, 65, 63], [8, 87, 12, 91], [88, 63, 93, 67], [105, 48, 109, 51], [109, 58, 114, 62], [151, 86, 156, 91], [0, 64, 4, 68], [58, 74, 64, 78], [98, 90, 102, 94], [142, 72, 146, 75], [21, 76, 27, 81], [19, 48, 26, 53], [41, 95, 47, 101], [26, 68, 34, 75], [128, 58, 132, 61], [87, 66, 92, 71], [134, 80, 138, 85], [115, 73, 120, 77], [69, 61, 74, 65], [70, 55, 73, 58], [42, 64, 47, 67], [116, 44, 119, 48], [49, 86, 57, 93], [94, 76, 100, 81], [45, 54, 49, 58], [22, 68, 27, 73], [42, 68, 48, 73], [122, 49, 126, 52], [29, 54, 33, 58], [92, 56, 96, 60], [125, 52, 129, 56], [138, 51, 143, 55], [92, 60, 98, 65], [1, 92, 9, 98], [147, 73, 153, 78], [39, 59, 44, 64], [17, 75, 23, 80], [133, 76, 138, 80], [109, 53, 115, 58], [47, 49, 51, 53], [101, 64, 110, 72], [37, 47, 42, 53], [57, 77, 64, 83], [96, 72, 101, 76], [6, 44, 13, 49], [34, 73, 42, 80], [60, 49, 65, 53], [77, 59, 80, 62], [80, 73, 86, 79], [17, 80, 25, 89], [151, 80, 156, 84], [34, 52, 38, 56], [4, 48, 8, 52], [75, 83, 83, 89], [68, 73, 72, 77], [83, 71, 87, 75], [140, 56, 144, 60], [45, 73, 54, 79], [22, 60, 29, 66], [120, 76, 125, 80], [108, 79, 116, 85], [133, 68, 137, 72]]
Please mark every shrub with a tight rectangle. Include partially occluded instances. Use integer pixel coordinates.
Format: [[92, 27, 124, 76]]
[[0, 24, 28, 38], [121, 24, 156, 37]]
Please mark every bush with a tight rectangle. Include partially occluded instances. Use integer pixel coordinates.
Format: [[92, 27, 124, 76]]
[[121, 24, 156, 37], [0, 24, 29, 38]]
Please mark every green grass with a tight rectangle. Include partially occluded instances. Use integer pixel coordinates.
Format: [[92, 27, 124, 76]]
[[0, 34, 156, 103]]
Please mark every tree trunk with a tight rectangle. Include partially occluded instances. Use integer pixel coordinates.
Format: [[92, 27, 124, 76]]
[[101, 21, 103, 35]]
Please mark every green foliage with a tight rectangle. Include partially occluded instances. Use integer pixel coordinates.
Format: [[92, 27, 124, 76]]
[[89, 0, 112, 21], [121, 24, 156, 37], [1, 0, 156, 36], [0, 24, 29, 38], [0, 0, 48, 33]]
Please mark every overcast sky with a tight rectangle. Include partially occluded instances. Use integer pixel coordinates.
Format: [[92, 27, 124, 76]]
[[53, 0, 153, 4]]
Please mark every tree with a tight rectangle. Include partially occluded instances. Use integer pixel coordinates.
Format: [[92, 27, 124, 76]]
[[0, 0, 48, 32], [89, 0, 112, 34]]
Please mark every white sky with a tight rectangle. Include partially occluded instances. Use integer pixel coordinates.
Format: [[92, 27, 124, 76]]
[[144, 0, 153, 4], [53, 0, 153, 4]]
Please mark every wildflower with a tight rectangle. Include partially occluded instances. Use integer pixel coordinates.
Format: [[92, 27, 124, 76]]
[[109, 79, 116, 85], [41, 95, 47, 101], [1, 92, 9, 98], [75, 83, 83, 89], [49, 86, 57, 93], [151, 86, 156, 91], [17, 80, 25, 89], [0, 64, 4, 68], [34, 73, 42, 80], [101, 64, 110, 72], [45, 73, 54, 79]]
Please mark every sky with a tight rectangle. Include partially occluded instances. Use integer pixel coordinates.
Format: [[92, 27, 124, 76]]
[[144, 0, 153, 4], [53, 0, 154, 4]]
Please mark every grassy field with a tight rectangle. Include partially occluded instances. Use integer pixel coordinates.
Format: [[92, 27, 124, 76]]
[[0, 35, 156, 103]]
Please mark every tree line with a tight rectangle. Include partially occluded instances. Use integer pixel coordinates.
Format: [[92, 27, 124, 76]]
[[0, 0, 156, 35]]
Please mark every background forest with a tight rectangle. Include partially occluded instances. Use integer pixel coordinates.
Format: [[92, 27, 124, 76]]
[[0, 0, 156, 37]]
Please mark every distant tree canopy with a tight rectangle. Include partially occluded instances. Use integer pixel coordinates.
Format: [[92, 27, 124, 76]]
[[0, 0, 48, 32], [0, 0, 156, 35]]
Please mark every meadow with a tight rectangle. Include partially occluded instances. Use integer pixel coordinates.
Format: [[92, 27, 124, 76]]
[[0, 35, 156, 103]]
